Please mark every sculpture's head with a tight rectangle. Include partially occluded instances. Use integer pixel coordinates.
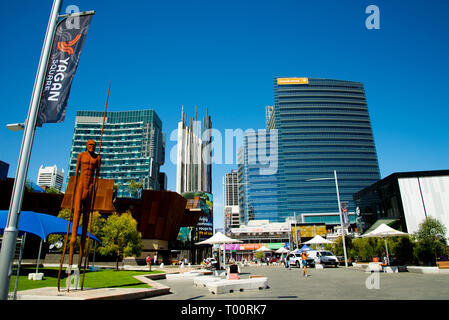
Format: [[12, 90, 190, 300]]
[[86, 139, 96, 153]]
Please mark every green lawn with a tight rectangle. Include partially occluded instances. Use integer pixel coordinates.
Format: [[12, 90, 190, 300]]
[[9, 267, 163, 292]]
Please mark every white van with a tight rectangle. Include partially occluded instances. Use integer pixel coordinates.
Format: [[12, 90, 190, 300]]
[[307, 250, 339, 267]]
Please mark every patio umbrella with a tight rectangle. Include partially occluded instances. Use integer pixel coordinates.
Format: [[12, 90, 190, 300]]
[[195, 232, 241, 270], [362, 223, 408, 265], [0, 211, 101, 273]]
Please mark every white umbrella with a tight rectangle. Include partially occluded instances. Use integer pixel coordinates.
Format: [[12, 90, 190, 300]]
[[362, 223, 408, 265], [195, 232, 241, 270], [304, 235, 334, 245]]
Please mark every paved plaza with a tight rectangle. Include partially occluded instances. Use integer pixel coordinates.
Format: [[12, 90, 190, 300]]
[[145, 265, 449, 300]]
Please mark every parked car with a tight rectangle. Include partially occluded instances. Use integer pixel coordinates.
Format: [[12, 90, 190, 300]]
[[289, 253, 315, 268], [311, 250, 339, 267]]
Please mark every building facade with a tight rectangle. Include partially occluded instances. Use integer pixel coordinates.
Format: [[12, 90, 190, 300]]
[[354, 170, 449, 238], [0, 161, 9, 181], [37, 165, 64, 192], [223, 169, 240, 232], [269, 77, 381, 224], [175, 107, 214, 249], [238, 129, 280, 223], [176, 108, 212, 194], [68, 109, 165, 197]]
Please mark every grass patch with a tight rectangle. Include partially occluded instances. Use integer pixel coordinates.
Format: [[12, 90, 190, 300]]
[[9, 266, 163, 292]]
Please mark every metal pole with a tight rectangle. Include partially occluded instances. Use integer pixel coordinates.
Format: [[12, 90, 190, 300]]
[[13, 233, 26, 300], [36, 238, 43, 274], [0, 0, 63, 300], [294, 212, 299, 249], [334, 170, 348, 267], [384, 238, 390, 266]]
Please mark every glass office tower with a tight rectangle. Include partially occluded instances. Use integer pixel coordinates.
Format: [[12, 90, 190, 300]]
[[238, 129, 280, 223], [270, 77, 380, 224], [68, 109, 165, 197]]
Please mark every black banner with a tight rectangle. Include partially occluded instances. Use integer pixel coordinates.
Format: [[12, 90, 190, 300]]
[[37, 13, 93, 126]]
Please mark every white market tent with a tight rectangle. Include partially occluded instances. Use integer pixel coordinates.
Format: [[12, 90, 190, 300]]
[[255, 246, 273, 252], [304, 235, 334, 245], [195, 232, 242, 270], [362, 223, 408, 265], [275, 247, 289, 254]]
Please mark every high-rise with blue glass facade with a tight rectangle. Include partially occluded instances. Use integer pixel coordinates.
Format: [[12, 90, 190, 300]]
[[238, 129, 280, 223], [68, 109, 165, 197], [270, 77, 380, 224]]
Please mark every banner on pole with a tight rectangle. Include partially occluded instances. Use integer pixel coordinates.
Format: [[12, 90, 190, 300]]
[[341, 201, 350, 227], [37, 13, 94, 126]]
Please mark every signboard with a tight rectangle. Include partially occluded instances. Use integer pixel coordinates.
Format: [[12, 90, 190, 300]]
[[291, 225, 326, 238], [277, 77, 309, 85]]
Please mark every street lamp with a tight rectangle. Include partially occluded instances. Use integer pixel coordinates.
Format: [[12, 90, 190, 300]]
[[306, 170, 348, 267], [6, 123, 25, 131]]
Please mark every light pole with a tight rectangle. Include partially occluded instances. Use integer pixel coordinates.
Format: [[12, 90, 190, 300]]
[[0, 0, 63, 300], [306, 170, 348, 267], [294, 212, 299, 249]]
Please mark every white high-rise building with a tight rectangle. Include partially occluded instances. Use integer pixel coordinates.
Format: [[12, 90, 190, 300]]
[[176, 107, 212, 194], [37, 165, 64, 192]]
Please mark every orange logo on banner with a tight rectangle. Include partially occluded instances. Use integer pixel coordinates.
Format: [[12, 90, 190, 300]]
[[57, 34, 81, 55], [277, 77, 309, 85]]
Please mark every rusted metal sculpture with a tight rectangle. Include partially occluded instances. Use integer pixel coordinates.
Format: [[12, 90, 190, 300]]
[[57, 140, 100, 291], [57, 81, 111, 292]]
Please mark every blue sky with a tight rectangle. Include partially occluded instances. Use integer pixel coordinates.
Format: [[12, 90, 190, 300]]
[[0, 0, 448, 231]]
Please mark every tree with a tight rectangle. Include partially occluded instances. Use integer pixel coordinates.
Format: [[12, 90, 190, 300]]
[[333, 235, 353, 258], [388, 236, 415, 265], [413, 217, 448, 266], [98, 212, 142, 270], [45, 187, 60, 194], [127, 180, 143, 198], [48, 209, 105, 254]]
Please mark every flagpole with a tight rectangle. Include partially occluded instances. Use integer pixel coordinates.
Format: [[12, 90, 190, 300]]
[[0, 0, 63, 300]]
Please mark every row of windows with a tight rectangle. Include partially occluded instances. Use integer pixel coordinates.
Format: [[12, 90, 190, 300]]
[[275, 87, 365, 95], [274, 82, 363, 90], [277, 92, 366, 99]]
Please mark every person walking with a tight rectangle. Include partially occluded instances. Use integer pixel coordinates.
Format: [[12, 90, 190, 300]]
[[301, 250, 309, 277], [286, 254, 291, 269], [146, 255, 152, 271]]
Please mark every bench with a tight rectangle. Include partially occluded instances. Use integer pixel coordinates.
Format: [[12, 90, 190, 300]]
[[206, 277, 269, 294], [194, 276, 223, 287], [437, 261, 449, 269], [166, 271, 210, 280]]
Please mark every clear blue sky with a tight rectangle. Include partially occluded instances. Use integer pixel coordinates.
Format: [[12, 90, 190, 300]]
[[1, 0, 448, 231]]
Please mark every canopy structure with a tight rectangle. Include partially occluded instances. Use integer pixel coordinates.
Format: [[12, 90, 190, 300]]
[[362, 223, 408, 238], [0, 211, 100, 242], [1, 210, 101, 274], [304, 235, 334, 245], [275, 247, 289, 254], [255, 246, 273, 252], [299, 244, 311, 252], [362, 223, 408, 265], [195, 232, 241, 245], [195, 232, 241, 270]]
